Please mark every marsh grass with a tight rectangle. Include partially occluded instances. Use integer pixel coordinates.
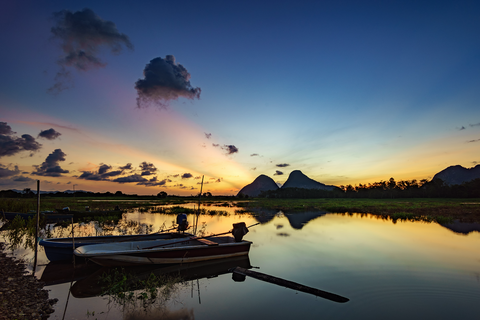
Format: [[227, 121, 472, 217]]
[[100, 267, 183, 309]]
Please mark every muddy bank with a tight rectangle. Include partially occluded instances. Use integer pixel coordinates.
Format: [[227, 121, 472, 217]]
[[0, 243, 57, 320]]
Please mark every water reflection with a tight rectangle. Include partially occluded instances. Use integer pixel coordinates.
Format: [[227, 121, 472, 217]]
[[2, 203, 480, 320]]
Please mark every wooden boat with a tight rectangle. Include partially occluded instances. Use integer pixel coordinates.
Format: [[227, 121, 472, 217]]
[[74, 235, 252, 267], [40, 232, 193, 262]]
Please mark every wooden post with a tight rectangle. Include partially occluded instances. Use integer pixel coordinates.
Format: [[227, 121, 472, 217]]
[[33, 180, 40, 275], [231, 267, 349, 303], [72, 217, 75, 267]]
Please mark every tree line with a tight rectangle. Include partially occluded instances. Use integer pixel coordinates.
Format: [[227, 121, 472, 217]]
[[257, 178, 480, 199]]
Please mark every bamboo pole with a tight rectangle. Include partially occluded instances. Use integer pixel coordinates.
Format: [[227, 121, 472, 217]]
[[231, 267, 349, 303]]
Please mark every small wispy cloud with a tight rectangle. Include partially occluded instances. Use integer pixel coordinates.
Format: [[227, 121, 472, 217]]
[[276, 163, 290, 168]]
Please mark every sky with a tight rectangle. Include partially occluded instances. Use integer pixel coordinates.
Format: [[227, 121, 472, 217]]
[[1, 0, 480, 196]]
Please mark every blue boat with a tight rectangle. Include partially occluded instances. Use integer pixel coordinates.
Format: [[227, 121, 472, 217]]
[[39, 232, 193, 262]]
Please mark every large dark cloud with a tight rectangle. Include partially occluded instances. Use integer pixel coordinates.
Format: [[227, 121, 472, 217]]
[[135, 55, 201, 108], [38, 128, 61, 140], [276, 163, 290, 168], [0, 164, 20, 178], [181, 173, 193, 179], [49, 8, 133, 94], [140, 162, 157, 176], [0, 122, 42, 158], [32, 149, 69, 177]]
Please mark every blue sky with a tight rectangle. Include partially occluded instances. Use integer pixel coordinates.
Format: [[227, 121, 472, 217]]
[[1, 0, 480, 195]]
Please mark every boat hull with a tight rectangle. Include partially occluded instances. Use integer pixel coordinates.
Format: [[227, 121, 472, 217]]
[[75, 237, 252, 267], [40, 232, 193, 262]]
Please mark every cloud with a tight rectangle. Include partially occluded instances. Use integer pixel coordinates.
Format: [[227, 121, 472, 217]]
[[13, 176, 35, 182], [182, 173, 193, 179], [38, 128, 61, 140], [0, 164, 20, 178], [470, 123, 480, 127], [49, 8, 133, 93], [274, 170, 284, 176], [119, 163, 133, 171], [0, 122, 15, 135], [467, 138, 480, 143], [458, 126, 466, 131], [32, 149, 69, 177], [251, 167, 257, 170], [135, 55, 201, 108], [78, 163, 127, 181], [0, 122, 42, 158], [222, 145, 238, 155], [250, 153, 259, 157], [137, 176, 168, 187], [205, 133, 212, 139], [113, 174, 147, 183], [276, 163, 290, 168], [140, 161, 157, 176]]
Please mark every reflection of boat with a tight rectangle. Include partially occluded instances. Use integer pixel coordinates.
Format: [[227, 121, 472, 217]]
[[40, 260, 101, 286], [71, 255, 252, 298], [40, 232, 194, 262], [74, 236, 252, 267]]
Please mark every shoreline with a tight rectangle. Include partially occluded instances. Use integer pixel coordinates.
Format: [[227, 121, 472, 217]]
[[0, 243, 57, 320]]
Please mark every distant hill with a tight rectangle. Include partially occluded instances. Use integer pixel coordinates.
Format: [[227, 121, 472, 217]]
[[281, 170, 335, 191], [237, 174, 279, 197], [432, 165, 480, 185]]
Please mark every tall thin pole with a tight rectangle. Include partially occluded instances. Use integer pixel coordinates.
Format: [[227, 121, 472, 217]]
[[33, 180, 40, 275], [194, 176, 204, 235]]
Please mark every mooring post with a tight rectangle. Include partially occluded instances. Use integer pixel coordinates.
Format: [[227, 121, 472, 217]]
[[33, 180, 40, 275]]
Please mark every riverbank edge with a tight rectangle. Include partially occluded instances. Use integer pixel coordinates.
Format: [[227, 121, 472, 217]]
[[0, 242, 57, 320]]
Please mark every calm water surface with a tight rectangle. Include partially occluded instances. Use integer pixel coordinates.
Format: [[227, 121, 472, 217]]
[[2, 206, 480, 320]]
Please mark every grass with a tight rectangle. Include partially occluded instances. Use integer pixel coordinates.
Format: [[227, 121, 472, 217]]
[[100, 267, 183, 309]]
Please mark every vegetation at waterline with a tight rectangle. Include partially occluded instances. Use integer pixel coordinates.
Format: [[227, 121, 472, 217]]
[[255, 177, 480, 199], [100, 267, 182, 310]]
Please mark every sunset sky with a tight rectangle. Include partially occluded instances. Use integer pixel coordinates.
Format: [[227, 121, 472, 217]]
[[1, 0, 480, 195]]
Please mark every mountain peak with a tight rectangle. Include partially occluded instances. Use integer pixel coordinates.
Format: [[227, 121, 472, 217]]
[[281, 170, 335, 191], [237, 174, 279, 197]]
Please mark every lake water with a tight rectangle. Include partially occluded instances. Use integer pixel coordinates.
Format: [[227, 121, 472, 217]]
[[2, 205, 480, 320]]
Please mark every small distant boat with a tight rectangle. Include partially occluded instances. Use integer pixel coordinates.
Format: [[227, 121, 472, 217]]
[[74, 235, 252, 267], [40, 232, 193, 262]]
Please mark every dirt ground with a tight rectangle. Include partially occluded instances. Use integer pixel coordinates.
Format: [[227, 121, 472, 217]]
[[0, 243, 57, 320]]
